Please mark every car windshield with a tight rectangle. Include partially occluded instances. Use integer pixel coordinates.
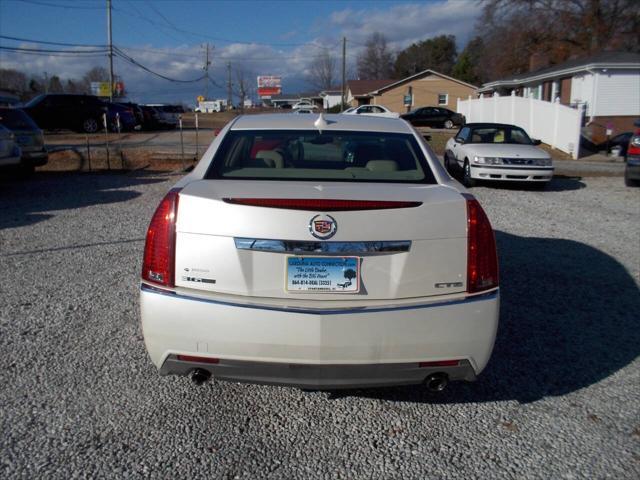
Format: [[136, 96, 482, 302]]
[[0, 108, 39, 130], [468, 126, 533, 145], [206, 130, 435, 183]]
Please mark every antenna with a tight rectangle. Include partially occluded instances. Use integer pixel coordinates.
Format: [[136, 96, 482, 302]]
[[314, 112, 328, 133]]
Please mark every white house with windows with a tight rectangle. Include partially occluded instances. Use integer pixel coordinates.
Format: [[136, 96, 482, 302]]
[[479, 52, 640, 142]]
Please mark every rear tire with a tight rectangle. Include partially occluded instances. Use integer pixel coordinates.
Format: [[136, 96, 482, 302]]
[[624, 172, 640, 187], [82, 117, 99, 133], [444, 119, 454, 129], [462, 160, 476, 187]]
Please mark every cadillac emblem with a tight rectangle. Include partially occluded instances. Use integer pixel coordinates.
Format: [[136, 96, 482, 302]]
[[309, 214, 337, 239]]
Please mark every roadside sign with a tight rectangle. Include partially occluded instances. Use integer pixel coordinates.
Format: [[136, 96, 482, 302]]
[[197, 95, 205, 103], [91, 82, 111, 97], [403, 94, 412, 106]]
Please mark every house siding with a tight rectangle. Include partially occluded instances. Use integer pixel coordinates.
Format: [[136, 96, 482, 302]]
[[371, 76, 476, 113], [571, 73, 594, 114], [592, 71, 640, 117]]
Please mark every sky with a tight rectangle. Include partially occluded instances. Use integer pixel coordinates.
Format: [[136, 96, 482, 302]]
[[0, 0, 482, 105]]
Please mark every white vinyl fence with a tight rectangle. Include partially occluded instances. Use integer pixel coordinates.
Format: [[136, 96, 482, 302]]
[[457, 93, 584, 159]]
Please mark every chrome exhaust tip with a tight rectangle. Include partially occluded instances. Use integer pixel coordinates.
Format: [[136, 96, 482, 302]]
[[425, 372, 449, 392], [191, 368, 211, 386]]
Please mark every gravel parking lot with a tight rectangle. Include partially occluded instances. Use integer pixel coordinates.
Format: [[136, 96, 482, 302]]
[[1, 172, 639, 479]]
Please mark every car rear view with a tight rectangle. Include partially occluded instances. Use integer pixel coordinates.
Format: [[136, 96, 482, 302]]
[[140, 114, 499, 390]]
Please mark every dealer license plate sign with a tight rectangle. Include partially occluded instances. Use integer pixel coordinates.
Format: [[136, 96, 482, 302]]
[[286, 256, 360, 293]]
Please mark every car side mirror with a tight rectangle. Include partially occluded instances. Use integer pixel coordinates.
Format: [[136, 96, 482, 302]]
[[355, 110, 361, 114], [455, 137, 464, 144], [422, 134, 432, 142], [532, 139, 542, 145]]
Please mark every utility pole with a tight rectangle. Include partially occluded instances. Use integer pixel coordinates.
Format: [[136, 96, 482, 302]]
[[227, 62, 232, 110], [341, 37, 346, 111], [107, 0, 114, 103], [204, 43, 211, 100]]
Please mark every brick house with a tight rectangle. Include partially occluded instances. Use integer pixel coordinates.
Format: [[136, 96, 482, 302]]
[[346, 71, 477, 113], [479, 52, 640, 143]]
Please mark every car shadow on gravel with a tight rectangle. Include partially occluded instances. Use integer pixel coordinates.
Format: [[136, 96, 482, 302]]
[[338, 230, 640, 404], [0, 171, 169, 230]]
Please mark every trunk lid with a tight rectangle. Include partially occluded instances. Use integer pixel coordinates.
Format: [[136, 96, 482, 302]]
[[174, 180, 468, 301]]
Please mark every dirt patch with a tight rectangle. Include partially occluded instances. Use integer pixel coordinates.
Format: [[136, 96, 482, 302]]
[[40, 149, 196, 173]]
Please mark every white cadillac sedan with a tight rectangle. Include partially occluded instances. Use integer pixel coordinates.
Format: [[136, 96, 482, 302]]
[[140, 113, 499, 391], [444, 123, 554, 187]]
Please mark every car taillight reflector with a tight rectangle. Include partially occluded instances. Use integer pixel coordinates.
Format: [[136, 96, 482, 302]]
[[222, 198, 422, 211], [464, 194, 499, 294], [628, 135, 640, 155], [419, 360, 460, 367], [142, 188, 181, 287], [177, 355, 219, 364]]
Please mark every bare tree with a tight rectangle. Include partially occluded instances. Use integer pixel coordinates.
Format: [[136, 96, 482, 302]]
[[234, 66, 255, 113], [307, 48, 336, 91], [0, 69, 28, 96], [478, 0, 640, 80], [357, 32, 395, 80]]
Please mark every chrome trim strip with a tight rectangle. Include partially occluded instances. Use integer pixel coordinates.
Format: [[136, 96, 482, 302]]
[[234, 238, 411, 255], [471, 165, 554, 171], [140, 283, 498, 315]]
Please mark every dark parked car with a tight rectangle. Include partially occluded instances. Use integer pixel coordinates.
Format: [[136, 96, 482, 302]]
[[139, 105, 163, 130], [115, 101, 145, 127], [400, 106, 465, 129], [23, 94, 109, 133], [0, 107, 48, 173], [106, 103, 138, 132], [624, 121, 640, 187]]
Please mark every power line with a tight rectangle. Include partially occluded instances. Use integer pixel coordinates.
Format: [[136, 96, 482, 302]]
[[119, 0, 184, 43], [113, 47, 206, 83], [0, 45, 108, 54], [0, 34, 106, 48], [16, 0, 104, 9], [0, 33, 343, 62]]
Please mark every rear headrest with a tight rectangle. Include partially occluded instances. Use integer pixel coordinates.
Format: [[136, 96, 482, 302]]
[[255, 150, 284, 168], [366, 160, 398, 172]]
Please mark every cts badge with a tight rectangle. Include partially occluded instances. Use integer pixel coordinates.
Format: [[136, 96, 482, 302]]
[[309, 214, 337, 239]]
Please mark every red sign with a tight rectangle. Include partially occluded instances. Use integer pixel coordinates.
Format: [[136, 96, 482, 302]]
[[258, 87, 281, 97]]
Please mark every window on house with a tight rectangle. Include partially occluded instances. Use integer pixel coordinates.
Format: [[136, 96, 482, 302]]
[[438, 94, 448, 105]]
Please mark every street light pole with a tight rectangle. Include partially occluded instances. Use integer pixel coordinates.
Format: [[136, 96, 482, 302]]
[[107, 0, 114, 103], [341, 37, 346, 111]]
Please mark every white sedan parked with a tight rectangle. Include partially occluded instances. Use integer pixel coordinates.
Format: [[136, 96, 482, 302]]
[[140, 113, 499, 390], [444, 123, 554, 187], [342, 104, 399, 118]]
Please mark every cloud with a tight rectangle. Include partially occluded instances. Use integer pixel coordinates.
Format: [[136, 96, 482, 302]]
[[0, 1, 481, 104], [325, 0, 480, 49]]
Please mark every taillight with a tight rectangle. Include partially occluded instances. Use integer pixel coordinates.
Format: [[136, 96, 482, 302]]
[[222, 198, 422, 211], [464, 194, 499, 293], [628, 134, 640, 155], [142, 188, 181, 287]]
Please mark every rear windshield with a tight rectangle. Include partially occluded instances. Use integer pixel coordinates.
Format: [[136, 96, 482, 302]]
[[0, 108, 39, 130], [206, 130, 435, 183]]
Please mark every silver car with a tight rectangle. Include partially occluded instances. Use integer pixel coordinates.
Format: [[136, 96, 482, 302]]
[[0, 108, 48, 174]]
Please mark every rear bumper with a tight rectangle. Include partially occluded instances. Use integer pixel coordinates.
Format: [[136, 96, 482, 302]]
[[0, 154, 21, 168], [626, 156, 640, 180], [140, 284, 499, 388], [471, 164, 554, 181], [161, 356, 477, 389], [21, 150, 48, 166]]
